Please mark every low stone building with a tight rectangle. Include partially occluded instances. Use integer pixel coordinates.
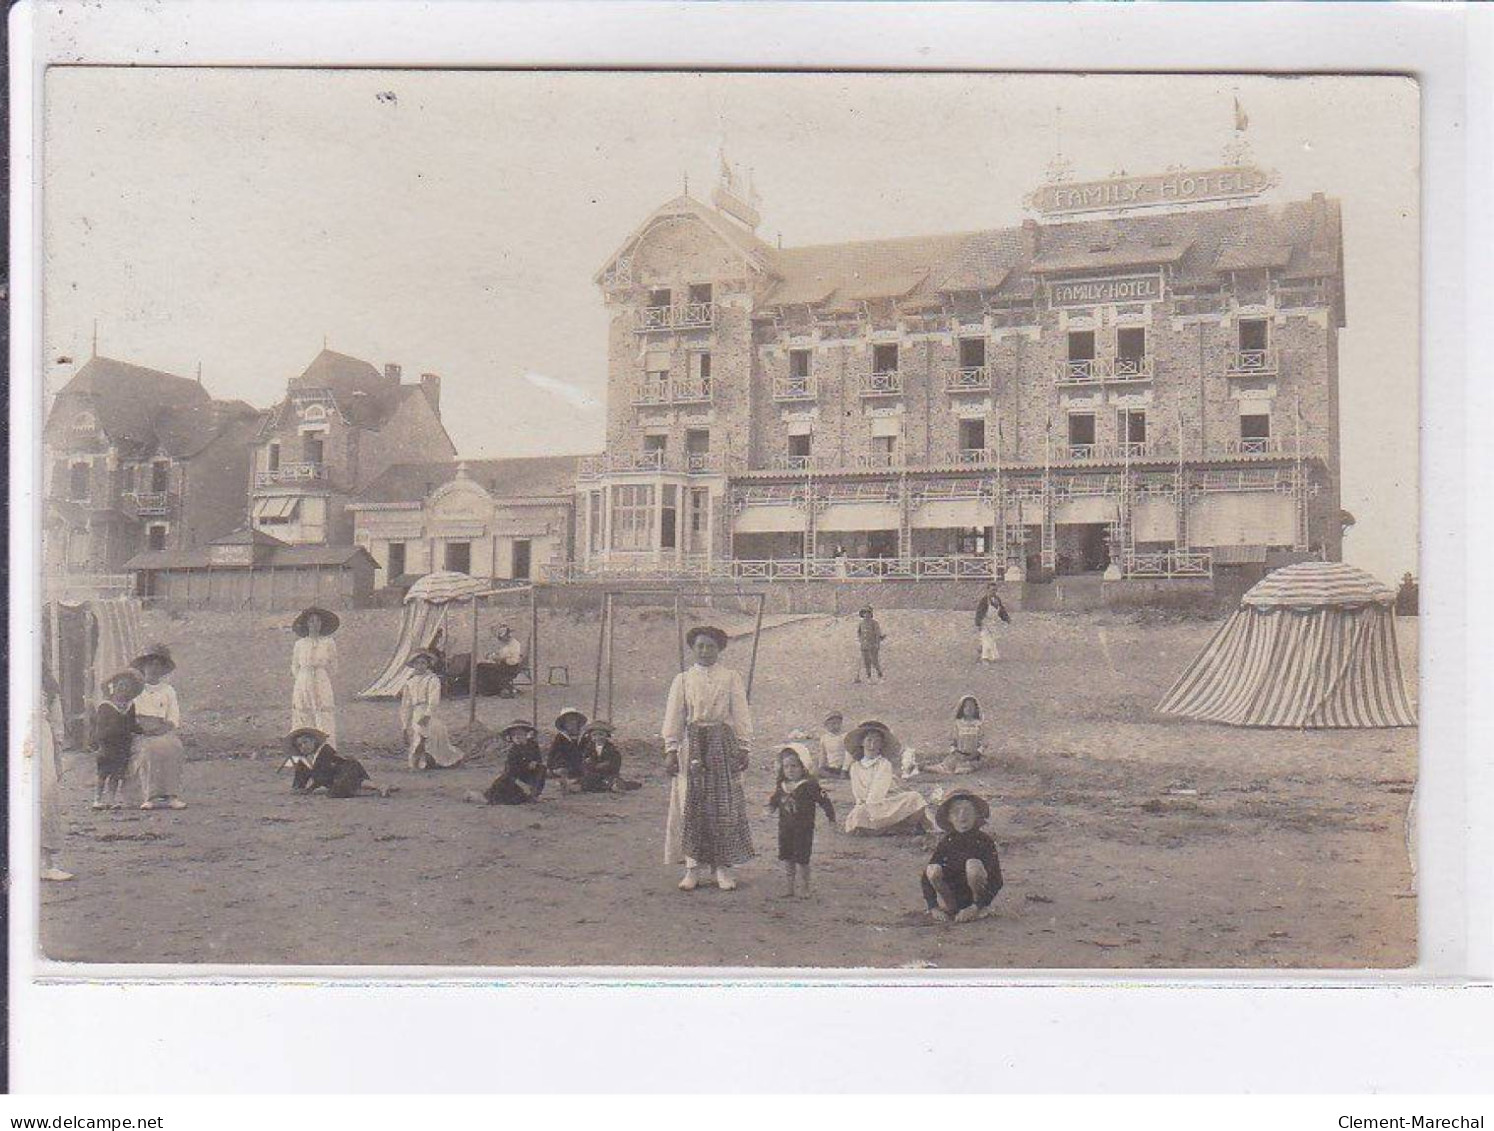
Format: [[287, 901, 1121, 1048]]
[[348, 456, 582, 589]]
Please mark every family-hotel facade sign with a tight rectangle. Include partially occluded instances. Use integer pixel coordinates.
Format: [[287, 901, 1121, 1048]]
[[1048, 274, 1164, 308], [1027, 165, 1276, 216]]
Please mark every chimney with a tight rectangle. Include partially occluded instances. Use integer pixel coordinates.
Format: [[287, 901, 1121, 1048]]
[[385, 363, 402, 384], [420, 372, 441, 416], [1021, 218, 1042, 258]]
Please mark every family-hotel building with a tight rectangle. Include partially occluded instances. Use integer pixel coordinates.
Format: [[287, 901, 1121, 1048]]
[[569, 162, 1344, 582]]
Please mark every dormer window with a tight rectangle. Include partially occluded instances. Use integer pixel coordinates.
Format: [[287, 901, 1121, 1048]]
[[70, 411, 97, 432], [302, 404, 328, 422]]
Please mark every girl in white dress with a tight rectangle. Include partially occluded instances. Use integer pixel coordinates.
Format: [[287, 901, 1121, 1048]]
[[291, 606, 340, 745], [400, 650, 464, 770], [662, 625, 754, 892], [131, 644, 187, 810], [843, 720, 932, 835]]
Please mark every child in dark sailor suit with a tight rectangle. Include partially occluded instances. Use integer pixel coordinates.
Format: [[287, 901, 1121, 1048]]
[[284, 727, 394, 798], [767, 743, 836, 899]]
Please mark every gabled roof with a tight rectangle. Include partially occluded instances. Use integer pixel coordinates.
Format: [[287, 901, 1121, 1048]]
[[52, 356, 212, 451], [153, 398, 269, 458], [594, 194, 777, 285], [210, 526, 288, 547], [351, 455, 586, 507]]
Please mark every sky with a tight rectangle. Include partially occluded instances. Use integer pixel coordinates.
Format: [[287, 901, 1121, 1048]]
[[42, 71, 1418, 580]]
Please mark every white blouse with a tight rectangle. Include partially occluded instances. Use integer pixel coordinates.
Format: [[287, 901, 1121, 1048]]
[[133, 681, 181, 726], [661, 662, 753, 753], [292, 636, 338, 677], [849, 755, 896, 805]]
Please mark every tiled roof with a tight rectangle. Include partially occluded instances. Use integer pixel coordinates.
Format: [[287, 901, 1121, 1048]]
[[351, 455, 586, 506], [124, 542, 378, 571], [756, 196, 1342, 311], [210, 526, 288, 547], [52, 356, 212, 451]]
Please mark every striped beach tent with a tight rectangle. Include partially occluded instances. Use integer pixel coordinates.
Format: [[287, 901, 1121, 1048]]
[[44, 596, 147, 748], [1157, 561, 1416, 728], [357, 571, 492, 699]]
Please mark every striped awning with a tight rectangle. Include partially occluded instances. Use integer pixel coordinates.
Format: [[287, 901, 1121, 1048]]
[[1242, 561, 1395, 610], [1157, 603, 1415, 728], [252, 496, 300, 521], [402, 570, 490, 605]]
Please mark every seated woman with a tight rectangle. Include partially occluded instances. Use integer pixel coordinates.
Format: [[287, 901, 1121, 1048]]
[[468, 719, 547, 805], [577, 720, 640, 793], [547, 707, 589, 788], [400, 650, 465, 770], [131, 643, 188, 811], [843, 720, 934, 835], [904, 694, 986, 778], [283, 727, 394, 798]]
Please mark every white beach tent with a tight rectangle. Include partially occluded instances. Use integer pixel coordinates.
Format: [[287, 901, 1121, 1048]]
[[1157, 561, 1416, 728], [356, 571, 491, 699]]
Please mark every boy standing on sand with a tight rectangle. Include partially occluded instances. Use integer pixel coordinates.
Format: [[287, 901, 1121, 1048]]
[[855, 607, 886, 684]]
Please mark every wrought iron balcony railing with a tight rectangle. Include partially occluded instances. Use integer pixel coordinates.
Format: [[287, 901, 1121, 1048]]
[[254, 462, 327, 488], [1055, 356, 1154, 385], [860, 371, 903, 397], [946, 366, 992, 392], [124, 491, 171, 517], [1226, 348, 1279, 377], [634, 302, 715, 332], [772, 375, 817, 401], [1220, 438, 1284, 455]]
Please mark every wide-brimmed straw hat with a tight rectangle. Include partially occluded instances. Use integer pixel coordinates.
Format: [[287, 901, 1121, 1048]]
[[935, 788, 991, 833], [105, 669, 146, 699], [582, 719, 615, 739], [823, 710, 844, 724], [501, 718, 538, 739], [292, 606, 340, 637], [955, 694, 982, 719], [685, 625, 728, 650], [554, 707, 589, 731], [282, 726, 329, 754], [405, 648, 438, 668], [844, 719, 901, 761], [131, 643, 176, 675]]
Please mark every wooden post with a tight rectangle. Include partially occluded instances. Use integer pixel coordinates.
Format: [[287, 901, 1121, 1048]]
[[745, 591, 765, 701], [605, 591, 616, 720], [591, 591, 608, 720], [468, 592, 479, 732], [530, 582, 540, 729]]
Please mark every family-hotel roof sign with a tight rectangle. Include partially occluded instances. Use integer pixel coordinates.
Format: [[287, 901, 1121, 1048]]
[[1026, 166, 1276, 217]]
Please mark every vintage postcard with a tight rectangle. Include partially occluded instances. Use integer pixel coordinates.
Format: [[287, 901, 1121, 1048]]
[[31, 69, 1419, 970]]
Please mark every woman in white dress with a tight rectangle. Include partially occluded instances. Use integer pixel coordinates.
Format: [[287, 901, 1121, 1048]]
[[291, 606, 340, 746], [843, 720, 932, 835], [131, 643, 187, 810], [662, 625, 754, 892], [400, 649, 465, 770]]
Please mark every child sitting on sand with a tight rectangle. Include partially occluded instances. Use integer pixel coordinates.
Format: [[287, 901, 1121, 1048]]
[[93, 670, 143, 810], [467, 719, 547, 805], [767, 743, 837, 899], [546, 707, 589, 789], [575, 720, 641, 793], [283, 727, 394, 798], [922, 788, 1003, 923], [819, 711, 849, 778], [843, 720, 935, 835], [904, 694, 985, 778]]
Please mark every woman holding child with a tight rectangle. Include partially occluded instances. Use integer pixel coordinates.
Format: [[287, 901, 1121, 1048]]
[[662, 625, 754, 892], [131, 643, 188, 810]]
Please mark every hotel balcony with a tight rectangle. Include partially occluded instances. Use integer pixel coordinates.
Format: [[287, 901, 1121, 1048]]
[[1226, 348, 1280, 377], [577, 451, 729, 479], [772, 375, 817, 401], [945, 366, 993, 393], [123, 490, 172, 517], [630, 379, 713, 406], [859, 371, 903, 398], [852, 451, 902, 470], [254, 462, 327, 488], [1062, 442, 1154, 462], [672, 378, 713, 404], [1219, 438, 1285, 456], [632, 381, 671, 406], [768, 455, 818, 471], [954, 449, 995, 466], [1054, 356, 1155, 386], [633, 302, 716, 333]]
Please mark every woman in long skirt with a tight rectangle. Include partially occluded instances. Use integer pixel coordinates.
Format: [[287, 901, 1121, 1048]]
[[400, 649, 464, 770], [130, 643, 188, 810], [662, 625, 754, 892], [290, 606, 340, 745]]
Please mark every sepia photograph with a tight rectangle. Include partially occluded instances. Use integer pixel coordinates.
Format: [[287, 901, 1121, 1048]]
[[29, 68, 1420, 971]]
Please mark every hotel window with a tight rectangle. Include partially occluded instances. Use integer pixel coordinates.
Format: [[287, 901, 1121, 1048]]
[[872, 343, 899, 375], [958, 418, 986, 454], [687, 283, 712, 305], [790, 349, 812, 379], [512, 540, 532, 581], [648, 287, 672, 309], [268, 442, 281, 472], [444, 541, 472, 575], [686, 487, 709, 552], [303, 435, 324, 465], [1238, 319, 1269, 352], [789, 433, 812, 460], [660, 485, 679, 551], [1117, 327, 1147, 360], [1118, 408, 1148, 448], [69, 462, 91, 500], [386, 541, 406, 580], [588, 491, 604, 552], [147, 525, 168, 552], [1240, 412, 1272, 441], [1068, 413, 1096, 449], [151, 460, 170, 493], [958, 338, 986, 369], [690, 352, 712, 382], [610, 484, 656, 551], [1067, 330, 1096, 361], [643, 433, 668, 454], [686, 429, 710, 454]]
